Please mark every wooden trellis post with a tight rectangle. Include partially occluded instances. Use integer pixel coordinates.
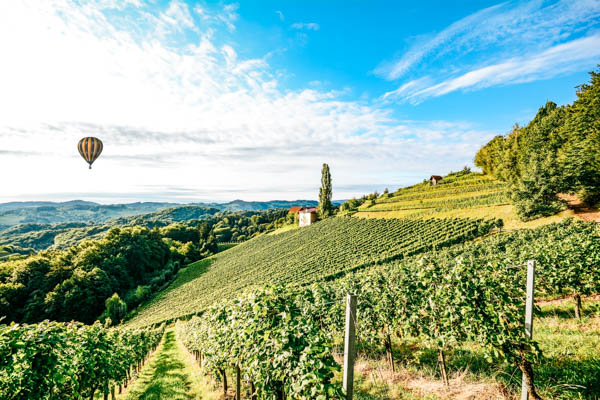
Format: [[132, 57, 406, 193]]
[[343, 293, 357, 400], [521, 260, 535, 400]]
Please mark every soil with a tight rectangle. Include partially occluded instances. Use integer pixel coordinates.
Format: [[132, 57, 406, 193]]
[[558, 194, 600, 222]]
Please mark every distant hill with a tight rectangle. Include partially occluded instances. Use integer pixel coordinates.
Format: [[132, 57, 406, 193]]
[[0, 199, 323, 228], [0, 201, 312, 251], [0, 206, 222, 251]]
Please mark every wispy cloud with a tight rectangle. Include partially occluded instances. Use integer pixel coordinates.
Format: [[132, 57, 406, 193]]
[[377, 0, 600, 102], [384, 33, 600, 103], [291, 22, 320, 31], [275, 10, 284, 21]]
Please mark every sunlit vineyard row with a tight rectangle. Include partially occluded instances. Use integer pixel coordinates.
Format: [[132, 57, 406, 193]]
[[0, 321, 164, 400], [126, 216, 497, 328]]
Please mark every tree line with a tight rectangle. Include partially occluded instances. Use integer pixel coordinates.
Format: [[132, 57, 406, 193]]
[[475, 68, 600, 220]]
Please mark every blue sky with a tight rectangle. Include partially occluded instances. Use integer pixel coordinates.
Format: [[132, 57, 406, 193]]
[[1, 0, 599, 203]]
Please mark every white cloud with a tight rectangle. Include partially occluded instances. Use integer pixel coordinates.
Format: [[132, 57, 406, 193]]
[[275, 10, 284, 21], [376, 0, 600, 81], [384, 33, 600, 103], [0, 0, 489, 202], [291, 22, 320, 31]]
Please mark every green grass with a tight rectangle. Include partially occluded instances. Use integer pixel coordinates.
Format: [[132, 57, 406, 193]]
[[125, 217, 493, 328], [119, 328, 207, 400]]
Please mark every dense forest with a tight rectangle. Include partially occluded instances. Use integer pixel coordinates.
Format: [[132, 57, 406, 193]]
[[0, 208, 290, 325], [475, 69, 600, 220]]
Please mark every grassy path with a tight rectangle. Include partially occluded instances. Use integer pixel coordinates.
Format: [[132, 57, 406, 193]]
[[120, 327, 204, 400]]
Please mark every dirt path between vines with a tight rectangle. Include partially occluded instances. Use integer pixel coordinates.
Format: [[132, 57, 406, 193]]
[[558, 194, 600, 222]]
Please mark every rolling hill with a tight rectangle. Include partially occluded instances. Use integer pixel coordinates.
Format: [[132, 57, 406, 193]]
[[125, 216, 496, 328]]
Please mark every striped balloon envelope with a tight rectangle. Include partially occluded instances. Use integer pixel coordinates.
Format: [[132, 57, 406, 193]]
[[77, 137, 103, 169]]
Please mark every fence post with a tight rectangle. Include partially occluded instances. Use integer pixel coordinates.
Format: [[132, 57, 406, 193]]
[[236, 366, 241, 400], [521, 260, 535, 400], [343, 293, 357, 400]]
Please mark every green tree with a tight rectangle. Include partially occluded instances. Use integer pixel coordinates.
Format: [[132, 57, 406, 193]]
[[318, 163, 332, 218], [105, 293, 127, 324]]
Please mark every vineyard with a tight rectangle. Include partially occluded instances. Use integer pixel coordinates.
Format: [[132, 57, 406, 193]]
[[125, 216, 496, 328], [0, 321, 164, 400], [175, 218, 600, 399]]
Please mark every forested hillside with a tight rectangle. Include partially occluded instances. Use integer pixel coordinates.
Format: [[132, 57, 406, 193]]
[[0, 209, 290, 325], [475, 69, 600, 220]]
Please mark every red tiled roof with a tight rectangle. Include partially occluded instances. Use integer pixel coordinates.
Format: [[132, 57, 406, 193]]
[[289, 206, 304, 213], [300, 207, 318, 213]]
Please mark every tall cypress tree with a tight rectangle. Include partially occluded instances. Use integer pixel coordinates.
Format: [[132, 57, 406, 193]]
[[318, 163, 332, 218]]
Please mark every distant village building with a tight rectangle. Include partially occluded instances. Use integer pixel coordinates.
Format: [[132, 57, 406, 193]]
[[298, 207, 318, 227], [288, 206, 304, 214], [430, 175, 443, 186]]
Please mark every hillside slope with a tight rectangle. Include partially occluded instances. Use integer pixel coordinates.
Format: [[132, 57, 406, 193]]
[[355, 171, 574, 229], [125, 216, 495, 328]]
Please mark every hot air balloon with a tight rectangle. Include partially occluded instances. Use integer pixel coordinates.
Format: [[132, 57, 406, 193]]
[[77, 137, 103, 169]]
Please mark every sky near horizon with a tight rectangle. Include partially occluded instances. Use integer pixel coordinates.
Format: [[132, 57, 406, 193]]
[[1, 0, 599, 203]]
